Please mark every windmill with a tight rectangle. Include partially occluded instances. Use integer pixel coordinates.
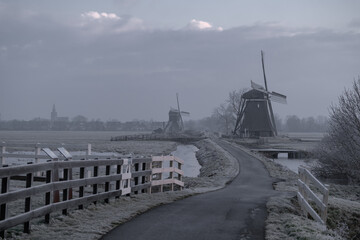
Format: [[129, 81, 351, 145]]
[[164, 93, 190, 134], [233, 51, 287, 137]]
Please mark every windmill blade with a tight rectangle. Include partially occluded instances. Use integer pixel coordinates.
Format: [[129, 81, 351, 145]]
[[180, 111, 190, 116], [269, 91, 287, 104], [176, 93, 181, 113], [176, 93, 184, 130], [261, 50, 269, 92], [251, 80, 266, 91]]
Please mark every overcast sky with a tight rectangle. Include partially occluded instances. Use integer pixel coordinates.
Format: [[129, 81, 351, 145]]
[[0, 1, 359, 121]]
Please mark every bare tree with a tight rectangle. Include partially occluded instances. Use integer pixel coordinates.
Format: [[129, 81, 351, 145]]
[[213, 103, 235, 135], [228, 88, 247, 134], [314, 77, 360, 183]]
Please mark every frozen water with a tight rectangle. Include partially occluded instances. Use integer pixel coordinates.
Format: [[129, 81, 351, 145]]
[[171, 145, 201, 177]]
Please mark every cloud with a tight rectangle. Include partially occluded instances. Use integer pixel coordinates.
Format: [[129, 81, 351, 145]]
[[80, 11, 145, 34], [184, 19, 223, 31], [0, 4, 359, 121], [81, 11, 120, 20]]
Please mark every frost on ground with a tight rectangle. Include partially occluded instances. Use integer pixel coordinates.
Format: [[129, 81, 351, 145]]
[[230, 139, 359, 240], [5, 138, 239, 240]]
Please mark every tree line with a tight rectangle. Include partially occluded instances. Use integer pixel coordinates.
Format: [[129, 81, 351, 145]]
[[185, 89, 328, 134], [0, 116, 164, 131]]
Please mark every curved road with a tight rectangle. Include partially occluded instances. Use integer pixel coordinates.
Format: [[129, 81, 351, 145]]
[[101, 140, 277, 240]]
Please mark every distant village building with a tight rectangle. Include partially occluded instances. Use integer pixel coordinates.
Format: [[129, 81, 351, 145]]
[[51, 104, 57, 123], [50, 104, 69, 130]]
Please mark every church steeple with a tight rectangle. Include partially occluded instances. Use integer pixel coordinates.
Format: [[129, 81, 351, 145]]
[[51, 104, 57, 122]]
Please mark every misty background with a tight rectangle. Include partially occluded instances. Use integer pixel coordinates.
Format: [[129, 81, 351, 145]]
[[0, 1, 359, 123]]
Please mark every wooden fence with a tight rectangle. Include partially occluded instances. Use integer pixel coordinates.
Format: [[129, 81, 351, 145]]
[[110, 134, 205, 143], [297, 166, 329, 225], [0, 144, 184, 237], [151, 156, 184, 192]]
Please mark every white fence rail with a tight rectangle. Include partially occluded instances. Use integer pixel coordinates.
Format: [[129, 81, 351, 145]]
[[151, 156, 184, 192], [0, 143, 184, 237], [297, 167, 329, 225]]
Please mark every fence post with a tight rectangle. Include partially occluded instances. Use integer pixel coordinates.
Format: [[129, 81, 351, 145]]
[[178, 161, 183, 190], [93, 163, 98, 205], [86, 144, 91, 160], [141, 162, 146, 193], [62, 168, 69, 215], [160, 160, 163, 192], [0, 165, 9, 238], [0, 142, 6, 167], [34, 144, 41, 176], [24, 162, 33, 233], [148, 160, 152, 194], [45, 167, 52, 224], [115, 164, 121, 199], [42, 148, 59, 203], [104, 165, 110, 203], [170, 159, 174, 191], [322, 188, 329, 223], [58, 147, 73, 201], [134, 163, 139, 194], [79, 164, 85, 210]]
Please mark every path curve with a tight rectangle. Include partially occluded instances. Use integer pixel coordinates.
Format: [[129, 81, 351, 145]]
[[101, 140, 277, 240]]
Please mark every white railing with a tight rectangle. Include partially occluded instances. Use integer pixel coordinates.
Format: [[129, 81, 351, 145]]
[[150, 156, 184, 192], [0, 144, 184, 237], [297, 167, 329, 225]]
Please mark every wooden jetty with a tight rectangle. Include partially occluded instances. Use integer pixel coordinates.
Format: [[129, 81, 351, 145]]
[[252, 148, 309, 159]]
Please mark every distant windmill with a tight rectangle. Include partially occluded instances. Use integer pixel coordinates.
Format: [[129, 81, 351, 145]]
[[164, 93, 190, 134], [233, 51, 287, 137]]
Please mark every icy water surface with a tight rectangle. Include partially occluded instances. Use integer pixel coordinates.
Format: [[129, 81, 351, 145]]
[[274, 153, 317, 173], [171, 145, 201, 177]]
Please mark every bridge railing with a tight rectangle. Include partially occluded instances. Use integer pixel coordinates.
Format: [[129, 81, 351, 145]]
[[0, 144, 184, 237], [150, 156, 184, 192], [297, 166, 329, 225]]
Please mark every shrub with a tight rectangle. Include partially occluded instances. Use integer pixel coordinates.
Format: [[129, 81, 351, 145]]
[[313, 78, 360, 184]]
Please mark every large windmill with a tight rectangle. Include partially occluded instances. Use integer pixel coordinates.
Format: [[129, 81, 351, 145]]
[[233, 51, 287, 137], [164, 93, 190, 134]]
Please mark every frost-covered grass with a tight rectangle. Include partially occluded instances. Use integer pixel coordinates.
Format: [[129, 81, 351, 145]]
[[230, 138, 360, 240], [2, 137, 239, 240]]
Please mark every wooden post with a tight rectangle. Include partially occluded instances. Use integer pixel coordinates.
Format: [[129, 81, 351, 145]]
[[104, 165, 110, 203], [115, 164, 121, 199], [62, 168, 69, 215], [170, 160, 174, 191], [0, 165, 9, 238], [24, 163, 33, 233], [160, 161, 163, 192], [141, 162, 146, 193], [86, 144, 91, 160], [322, 188, 329, 222], [149, 160, 153, 194], [178, 162, 183, 190], [0, 143, 6, 167], [79, 166, 85, 209], [34, 144, 41, 176], [93, 165, 98, 205], [134, 163, 139, 194], [45, 169, 51, 223]]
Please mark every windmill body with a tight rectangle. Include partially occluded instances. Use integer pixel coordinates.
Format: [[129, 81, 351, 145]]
[[164, 94, 190, 135], [234, 51, 286, 137], [238, 89, 276, 137]]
